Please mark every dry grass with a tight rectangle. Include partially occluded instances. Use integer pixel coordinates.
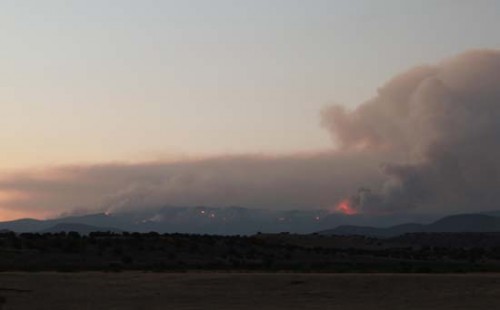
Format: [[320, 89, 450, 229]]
[[1, 272, 499, 309]]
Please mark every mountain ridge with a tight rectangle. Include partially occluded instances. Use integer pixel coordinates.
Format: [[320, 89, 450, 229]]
[[319, 213, 500, 237], [1, 207, 498, 235]]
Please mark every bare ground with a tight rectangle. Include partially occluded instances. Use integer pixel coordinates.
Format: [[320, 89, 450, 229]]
[[1, 272, 499, 309]]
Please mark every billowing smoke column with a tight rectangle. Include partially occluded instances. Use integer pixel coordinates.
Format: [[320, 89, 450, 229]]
[[323, 50, 500, 214]]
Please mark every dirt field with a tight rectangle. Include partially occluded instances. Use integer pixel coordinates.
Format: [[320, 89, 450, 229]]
[[1, 272, 499, 309]]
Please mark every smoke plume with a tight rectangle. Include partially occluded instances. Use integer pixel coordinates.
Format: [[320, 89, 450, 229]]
[[1, 49, 500, 218], [0, 152, 383, 218], [322, 49, 500, 213]]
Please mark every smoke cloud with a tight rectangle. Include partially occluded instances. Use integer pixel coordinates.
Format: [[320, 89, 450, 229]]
[[1, 49, 500, 218], [322, 49, 500, 213], [0, 153, 383, 218]]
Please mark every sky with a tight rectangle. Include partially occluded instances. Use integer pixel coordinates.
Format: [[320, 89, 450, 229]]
[[1, 1, 500, 220], [2, 0, 500, 170]]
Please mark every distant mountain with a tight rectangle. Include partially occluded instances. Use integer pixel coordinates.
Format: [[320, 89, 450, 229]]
[[425, 214, 500, 232], [327, 223, 425, 238], [390, 232, 500, 248], [39, 223, 123, 234], [0, 218, 48, 232], [1, 207, 499, 236], [480, 210, 500, 217], [319, 214, 500, 237], [0, 206, 440, 235]]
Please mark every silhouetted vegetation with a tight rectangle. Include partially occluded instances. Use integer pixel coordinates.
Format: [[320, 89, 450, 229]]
[[1, 231, 500, 272]]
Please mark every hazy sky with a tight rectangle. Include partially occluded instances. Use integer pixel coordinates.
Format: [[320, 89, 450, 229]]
[[3, 1, 500, 222], [2, 0, 500, 171]]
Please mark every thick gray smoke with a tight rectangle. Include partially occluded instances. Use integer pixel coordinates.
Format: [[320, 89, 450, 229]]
[[322, 50, 500, 213], [0, 152, 384, 217], [1, 49, 500, 218]]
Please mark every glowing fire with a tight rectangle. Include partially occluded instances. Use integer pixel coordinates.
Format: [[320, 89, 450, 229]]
[[335, 199, 358, 215]]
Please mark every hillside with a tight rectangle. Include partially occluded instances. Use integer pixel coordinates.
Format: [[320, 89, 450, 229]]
[[1, 231, 500, 272], [319, 214, 500, 237], [0, 206, 439, 235], [40, 223, 122, 234]]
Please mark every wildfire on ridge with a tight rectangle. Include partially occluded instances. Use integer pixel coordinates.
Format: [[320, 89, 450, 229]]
[[335, 199, 358, 215]]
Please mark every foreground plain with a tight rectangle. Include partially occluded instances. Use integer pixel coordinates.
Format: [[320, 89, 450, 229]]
[[1, 272, 500, 309], [3, 232, 500, 272]]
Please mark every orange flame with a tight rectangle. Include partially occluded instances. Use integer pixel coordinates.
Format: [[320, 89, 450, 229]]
[[335, 199, 358, 215]]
